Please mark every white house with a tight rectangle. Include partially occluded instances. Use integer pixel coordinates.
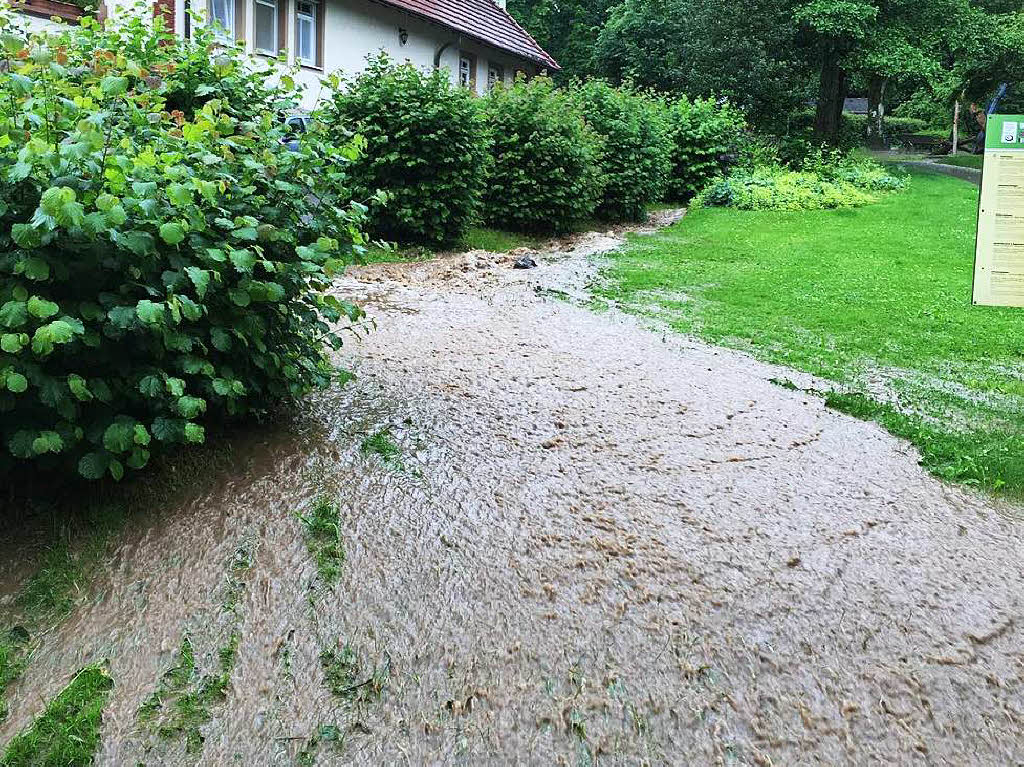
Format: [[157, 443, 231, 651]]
[[12, 0, 559, 107]]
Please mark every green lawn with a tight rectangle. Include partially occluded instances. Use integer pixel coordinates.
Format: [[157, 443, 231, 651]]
[[599, 170, 1024, 493], [934, 154, 983, 170]]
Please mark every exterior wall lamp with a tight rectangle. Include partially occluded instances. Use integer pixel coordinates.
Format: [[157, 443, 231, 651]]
[[398, 27, 409, 45]]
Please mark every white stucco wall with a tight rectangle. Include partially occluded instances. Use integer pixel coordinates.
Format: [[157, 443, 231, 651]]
[[10, 0, 545, 109], [202, 0, 542, 108]]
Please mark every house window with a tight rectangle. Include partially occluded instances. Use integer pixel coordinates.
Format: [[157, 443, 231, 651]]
[[459, 53, 476, 92], [254, 0, 278, 54], [296, 0, 319, 66], [487, 63, 504, 91], [209, 0, 233, 38]]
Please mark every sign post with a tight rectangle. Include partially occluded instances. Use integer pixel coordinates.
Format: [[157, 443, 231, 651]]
[[972, 114, 1024, 307]]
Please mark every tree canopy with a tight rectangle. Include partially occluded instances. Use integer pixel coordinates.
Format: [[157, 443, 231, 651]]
[[507, 0, 1024, 143]]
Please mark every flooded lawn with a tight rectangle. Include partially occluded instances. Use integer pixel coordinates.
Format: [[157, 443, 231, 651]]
[[2, 214, 1024, 764]]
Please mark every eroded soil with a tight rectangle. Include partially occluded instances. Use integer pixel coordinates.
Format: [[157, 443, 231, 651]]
[[2, 214, 1024, 765]]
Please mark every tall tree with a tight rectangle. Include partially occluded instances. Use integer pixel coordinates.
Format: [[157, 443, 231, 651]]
[[506, 0, 620, 78], [593, 0, 813, 128]]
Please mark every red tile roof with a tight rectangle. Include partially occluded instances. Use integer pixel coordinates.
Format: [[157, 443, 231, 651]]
[[373, 0, 560, 70]]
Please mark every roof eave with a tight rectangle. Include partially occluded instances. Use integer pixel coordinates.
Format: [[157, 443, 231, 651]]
[[366, 0, 560, 72]]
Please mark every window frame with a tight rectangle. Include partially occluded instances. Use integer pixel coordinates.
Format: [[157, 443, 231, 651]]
[[458, 52, 477, 93], [295, 0, 320, 67], [209, 0, 234, 40], [487, 62, 505, 91], [253, 0, 279, 55]]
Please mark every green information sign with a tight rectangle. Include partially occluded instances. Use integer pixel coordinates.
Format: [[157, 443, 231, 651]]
[[986, 114, 1024, 150], [972, 114, 1024, 307]]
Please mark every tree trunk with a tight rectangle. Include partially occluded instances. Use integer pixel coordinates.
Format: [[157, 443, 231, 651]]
[[866, 75, 887, 149], [814, 49, 849, 145], [951, 100, 960, 155]]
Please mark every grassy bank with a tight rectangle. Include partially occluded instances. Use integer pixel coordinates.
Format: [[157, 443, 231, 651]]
[[599, 169, 1024, 493], [363, 226, 549, 264], [934, 154, 983, 170]]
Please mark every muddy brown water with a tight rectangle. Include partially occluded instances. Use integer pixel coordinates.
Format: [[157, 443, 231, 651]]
[[2, 213, 1024, 765]]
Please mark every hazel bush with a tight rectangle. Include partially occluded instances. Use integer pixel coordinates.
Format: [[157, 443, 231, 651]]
[[0, 6, 367, 481], [318, 55, 490, 247], [480, 76, 604, 233], [573, 80, 673, 222], [665, 96, 746, 201]]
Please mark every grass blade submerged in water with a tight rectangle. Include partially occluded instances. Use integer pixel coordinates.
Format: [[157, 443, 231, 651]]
[[299, 496, 345, 586]]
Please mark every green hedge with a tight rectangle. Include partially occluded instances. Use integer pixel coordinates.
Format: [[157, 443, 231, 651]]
[[573, 80, 673, 221], [0, 9, 365, 481], [790, 110, 929, 148], [886, 116, 928, 134], [318, 55, 490, 248], [480, 77, 604, 233], [666, 96, 746, 201]]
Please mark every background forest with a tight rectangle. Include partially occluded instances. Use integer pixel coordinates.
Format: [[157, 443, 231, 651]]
[[507, 0, 1024, 143]]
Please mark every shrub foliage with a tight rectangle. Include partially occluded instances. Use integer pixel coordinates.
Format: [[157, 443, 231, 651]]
[[665, 96, 745, 201], [696, 154, 906, 211], [481, 76, 604, 233], [319, 55, 490, 247], [0, 7, 366, 481], [573, 80, 673, 221]]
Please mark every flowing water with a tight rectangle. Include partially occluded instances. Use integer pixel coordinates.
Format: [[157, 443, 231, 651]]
[[2, 213, 1024, 765]]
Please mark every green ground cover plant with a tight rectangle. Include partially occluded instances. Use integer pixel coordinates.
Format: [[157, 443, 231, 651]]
[[481, 76, 604, 233], [600, 169, 1024, 492], [696, 153, 906, 211], [0, 6, 366, 483], [2, 664, 113, 766], [319, 55, 489, 248]]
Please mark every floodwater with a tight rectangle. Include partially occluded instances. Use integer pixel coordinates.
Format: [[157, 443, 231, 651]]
[[2, 213, 1024, 765]]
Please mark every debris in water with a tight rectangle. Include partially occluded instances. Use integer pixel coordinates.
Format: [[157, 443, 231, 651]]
[[513, 256, 537, 269]]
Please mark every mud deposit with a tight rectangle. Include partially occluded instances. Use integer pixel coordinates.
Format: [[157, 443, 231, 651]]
[[3, 215, 1024, 765]]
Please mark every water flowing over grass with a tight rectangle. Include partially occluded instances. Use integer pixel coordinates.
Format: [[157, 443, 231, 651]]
[[2, 664, 113, 766], [600, 169, 1024, 493]]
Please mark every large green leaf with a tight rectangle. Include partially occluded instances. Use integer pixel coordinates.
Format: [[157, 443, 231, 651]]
[[0, 301, 27, 328], [159, 222, 186, 245], [0, 334, 25, 353], [68, 374, 93, 401], [11, 225, 42, 249], [103, 421, 135, 453], [112, 230, 156, 256], [6, 372, 28, 393], [27, 296, 59, 319], [78, 452, 109, 480], [22, 257, 50, 280], [100, 75, 128, 96], [176, 395, 206, 419], [183, 422, 205, 443], [32, 431, 63, 455], [185, 267, 210, 298], [136, 300, 165, 324]]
